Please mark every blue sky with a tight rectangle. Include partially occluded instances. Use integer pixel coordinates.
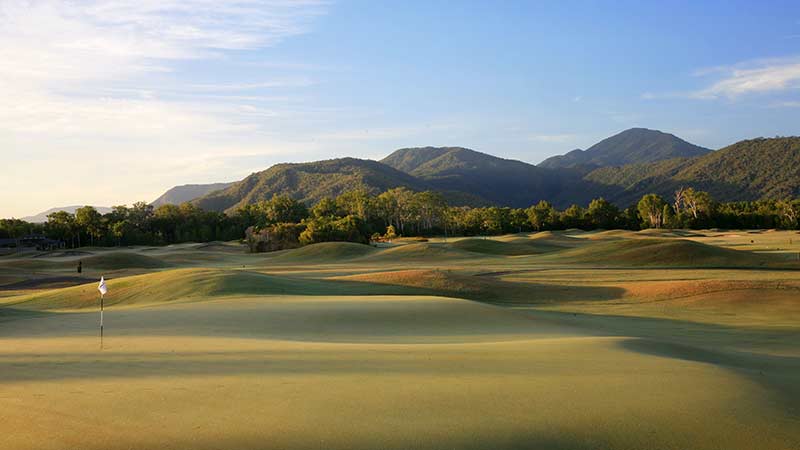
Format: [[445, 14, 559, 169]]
[[2, 0, 799, 217]]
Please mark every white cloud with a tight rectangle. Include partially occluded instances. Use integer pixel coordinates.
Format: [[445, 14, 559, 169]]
[[0, 0, 328, 217], [691, 58, 800, 99]]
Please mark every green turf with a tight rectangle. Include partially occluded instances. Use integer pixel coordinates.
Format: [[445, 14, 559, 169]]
[[1, 230, 799, 450]]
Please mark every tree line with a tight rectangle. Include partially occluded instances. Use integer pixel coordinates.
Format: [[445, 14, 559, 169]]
[[2, 187, 799, 252]]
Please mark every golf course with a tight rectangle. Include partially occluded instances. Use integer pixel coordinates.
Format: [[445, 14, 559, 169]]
[[0, 230, 798, 450]]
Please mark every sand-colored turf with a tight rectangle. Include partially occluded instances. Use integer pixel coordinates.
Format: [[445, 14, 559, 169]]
[[1, 230, 799, 449]]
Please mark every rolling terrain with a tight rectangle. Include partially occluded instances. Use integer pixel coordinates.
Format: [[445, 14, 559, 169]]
[[1, 230, 799, 449]]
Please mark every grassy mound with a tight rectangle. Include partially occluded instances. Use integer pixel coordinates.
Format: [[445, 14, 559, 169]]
[[81, 252, 169, 270], [367, 243, 481, 261], [5, 268, 457, 311], [194, 241, 245, 253], [275, 242, 377, 262], [336, 269, 621, 305], [450, 238, 540, 256], [584, 230, 638, 240], [637, 229, 708, 238], [544, 238, 770, 267]]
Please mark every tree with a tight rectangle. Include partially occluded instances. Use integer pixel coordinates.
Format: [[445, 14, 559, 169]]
[[75, 206, 103, 246], [299, 215, 370, 245], [673, 187, 686, 216], [527, 201, 557, 231], [637, 194, 667, 228], [384, 225, 397, 241], [682, 188, 712, 220], [257, 195, 309, 225], [111, 220, 131, 246], [45, 211, 77, 247], [509, 208, 529, 233], [376, 187, 414, 233], [662, 203, 676, 229], [777, 199, 800, 229], [412, 191, 447, 233], [336, 188, 372, 221], [312, 197, 339, 218], [560, 204, 586, 229], [587, 198, 619, 229], [245, 223, 303, 253]]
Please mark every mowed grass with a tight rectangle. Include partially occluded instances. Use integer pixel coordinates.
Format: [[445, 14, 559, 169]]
[[0, 230, 799, 449]]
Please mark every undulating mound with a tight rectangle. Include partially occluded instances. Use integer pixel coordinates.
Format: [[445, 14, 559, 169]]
[[528, 231, 585, 244], [450, 238, 540, 256], [584, 230, 638, 239], [365, 242, 482, 261], [194, 242, 245, 253], [275, 242, 377, 262], [336, 269, 622, 305], [543, 238, 771, 267], [81, 252, 170, 270], [5, 268, 438, 311], [637, 229, 708, 238]]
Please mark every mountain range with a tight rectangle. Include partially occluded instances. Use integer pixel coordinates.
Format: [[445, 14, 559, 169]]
[[176, 128, 799, 211], [151, 182, 234, 208], [22, 206, 113, 223], [26, 128, 798, 219]]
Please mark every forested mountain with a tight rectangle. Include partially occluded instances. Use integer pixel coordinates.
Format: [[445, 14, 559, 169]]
[[381, 147, 593, 207], [151, 182, 234, 207], [176, 135, 800, 214], [585, 137, 800, 205], [192, 158, 436, 214], [539, 128, 711, 170]]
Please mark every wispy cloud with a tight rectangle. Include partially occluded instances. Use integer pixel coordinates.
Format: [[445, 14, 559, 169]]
[[0, 0, 328, 217], [644, 57, 800, 101], [691, 58, 800, 99]]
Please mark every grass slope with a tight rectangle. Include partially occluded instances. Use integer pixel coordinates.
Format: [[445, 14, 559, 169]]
[[542, 238, 772, 267]]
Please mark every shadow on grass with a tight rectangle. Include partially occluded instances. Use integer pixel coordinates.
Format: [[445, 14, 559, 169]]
[[524, 309, 800, 417]]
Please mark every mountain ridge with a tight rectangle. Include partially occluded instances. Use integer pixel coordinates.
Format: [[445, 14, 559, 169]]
[[539, 127, 712, 170], [151, 182, 234, 207], [139, 130, 800, 214], [21, 206, 113, 223]]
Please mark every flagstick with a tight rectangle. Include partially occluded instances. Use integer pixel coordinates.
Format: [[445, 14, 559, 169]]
[[100, 292, 104, 350]]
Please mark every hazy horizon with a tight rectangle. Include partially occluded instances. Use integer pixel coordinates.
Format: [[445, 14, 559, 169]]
[[3, 1, 800, 217]]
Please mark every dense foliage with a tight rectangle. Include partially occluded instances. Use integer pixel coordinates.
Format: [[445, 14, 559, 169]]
[[2, 187, 799, 253]]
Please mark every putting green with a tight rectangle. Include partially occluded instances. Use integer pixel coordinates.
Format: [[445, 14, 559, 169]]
[[1, 231, 799, 449], [1, 295, 798, 450]]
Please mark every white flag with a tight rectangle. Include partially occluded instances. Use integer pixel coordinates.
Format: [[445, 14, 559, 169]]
[[98, 276, 108, 295]]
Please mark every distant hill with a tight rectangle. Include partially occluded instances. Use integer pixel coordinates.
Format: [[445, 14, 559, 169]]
[[58, 134, 795, 218], [22, 206, 112, 223], [193, 158, 437, 213], [539, 128, 711, 170], [151, 182, 234, 207], [382, 146, 594, 207], [585, 137, 800, 204]]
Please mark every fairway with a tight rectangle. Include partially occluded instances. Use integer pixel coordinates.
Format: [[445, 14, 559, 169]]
[[1, 231, 800, 449]]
